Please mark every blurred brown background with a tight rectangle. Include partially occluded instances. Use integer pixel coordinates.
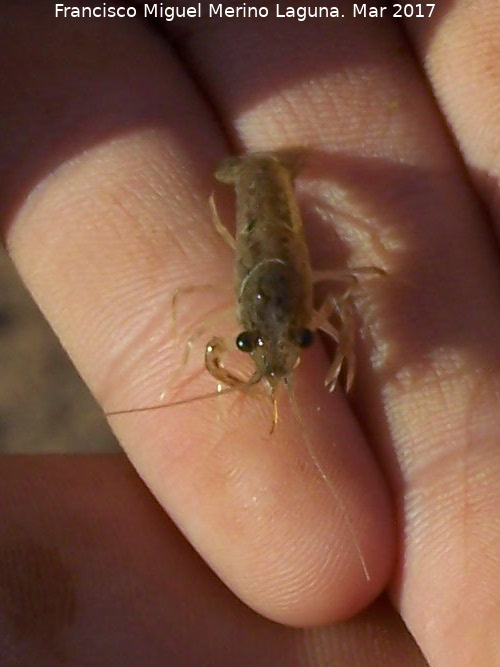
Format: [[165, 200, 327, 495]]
[[0, 249, 119, 453]]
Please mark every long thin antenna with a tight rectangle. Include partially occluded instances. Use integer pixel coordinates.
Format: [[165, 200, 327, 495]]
[[285, 378, 371, 582], [105, 372, 263, 417]]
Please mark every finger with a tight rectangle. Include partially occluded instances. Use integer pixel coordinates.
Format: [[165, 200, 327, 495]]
[[0, 8, 392, 626], [391, 5, 500, 663], [0, 455, 427, 666], [405, 1, 500, 229], [172, 6, 500, 664]]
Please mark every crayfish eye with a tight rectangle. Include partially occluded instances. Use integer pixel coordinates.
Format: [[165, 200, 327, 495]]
[[236, 330, 259, 353], [294, 328, 314, 348]]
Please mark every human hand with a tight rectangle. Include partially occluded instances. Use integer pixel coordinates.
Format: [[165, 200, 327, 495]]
[[2, 3, 499, 665]]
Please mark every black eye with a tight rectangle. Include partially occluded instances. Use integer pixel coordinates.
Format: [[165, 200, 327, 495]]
[[236, 330, 258, 353], [296, 328, 314, 348]]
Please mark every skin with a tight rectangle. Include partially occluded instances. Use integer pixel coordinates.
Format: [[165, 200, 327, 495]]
[[1, 2, 500, 664]]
